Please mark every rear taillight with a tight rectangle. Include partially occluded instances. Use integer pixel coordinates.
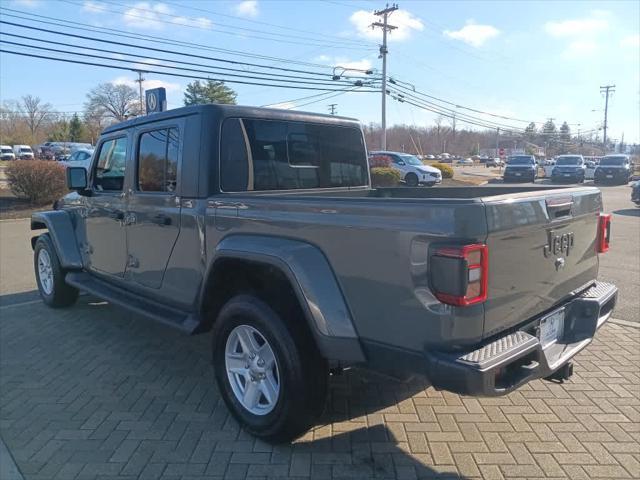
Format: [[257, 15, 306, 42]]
[[597, 213, 611, 253], [430, 244, 488, 307]]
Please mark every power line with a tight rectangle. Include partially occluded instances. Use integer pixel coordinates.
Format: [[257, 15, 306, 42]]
[[61, 0, 375, 51], [0, 35, 375, 87], [0, 8, 341, 70], [0, 48, 381, 92], [162, 0, 376, 48]]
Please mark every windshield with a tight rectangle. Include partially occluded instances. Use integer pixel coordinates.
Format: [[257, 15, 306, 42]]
[[556, 156, 582, 166], [399, 154, 423, 166], [1, 148, 12, 153], [508, 156, 534, 165], [600, 157, 628, 166], [20, 147, 33, 153]]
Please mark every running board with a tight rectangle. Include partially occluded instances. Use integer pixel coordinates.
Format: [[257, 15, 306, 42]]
[[65, 272, 200, 333]]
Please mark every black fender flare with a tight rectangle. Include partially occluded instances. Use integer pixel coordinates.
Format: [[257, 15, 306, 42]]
[[202, 234, 366, 364], [31, 211, 83, 270]]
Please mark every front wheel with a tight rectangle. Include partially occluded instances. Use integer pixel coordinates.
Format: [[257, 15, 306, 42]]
[[212, 295, 327, 443], [34, 234, 79, 308], [405, 173, 419, 187]]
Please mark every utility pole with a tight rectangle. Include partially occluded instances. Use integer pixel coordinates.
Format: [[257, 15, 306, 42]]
[[600, 85, 615, 150], [372, 4, 398, 150], [328, 103, 337, 115], [134, 70, 146, 114], [495, 127, 500, 157]]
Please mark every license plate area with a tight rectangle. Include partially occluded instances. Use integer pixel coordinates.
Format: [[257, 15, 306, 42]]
[[564, 173, 570, 177], [606, 174, 613, 178], [538, 309, 565, 348]]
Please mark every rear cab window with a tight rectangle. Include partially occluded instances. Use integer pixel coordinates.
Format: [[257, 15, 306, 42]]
[[220, 118, 367, 192]]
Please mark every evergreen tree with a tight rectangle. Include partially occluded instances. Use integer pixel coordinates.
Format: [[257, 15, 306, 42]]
[[183, 80, 237, 106], [69, 114, 84, 142]]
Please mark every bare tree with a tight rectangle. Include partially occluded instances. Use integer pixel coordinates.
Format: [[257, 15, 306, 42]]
[[18, 95, 52, 143], [85, 83, 140, 122], [83, 105, 108, 145]]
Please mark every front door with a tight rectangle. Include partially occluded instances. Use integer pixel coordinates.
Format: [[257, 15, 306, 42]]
[[126, 127, 182, 289], [85, 136, 129, 277]]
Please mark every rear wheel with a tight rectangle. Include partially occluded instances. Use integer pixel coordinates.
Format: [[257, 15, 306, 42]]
[[34, 234, 79, 308], [212, 294, 327, 443], [405, 173, 419, 187]]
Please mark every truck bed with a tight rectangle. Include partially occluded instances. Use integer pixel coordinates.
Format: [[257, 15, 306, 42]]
[[213, 184, 602, 351]]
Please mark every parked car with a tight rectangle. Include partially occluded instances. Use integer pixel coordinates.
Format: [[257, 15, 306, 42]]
[[456, 158, 474, 166], [631, 181, 640, 206], [1, 145, 16, 160], [594, 155, 633, 185], [13, 145, 34, 159], [60, 148, 94, 171], [503, 155, 537, 182], [369, 151, 442, 187], [552, 155, 586, 183], [485, 157, 504, 167], [31, 104, 617, 442]]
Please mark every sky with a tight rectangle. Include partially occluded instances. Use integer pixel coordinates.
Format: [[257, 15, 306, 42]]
[[1, 0, 639, 143]]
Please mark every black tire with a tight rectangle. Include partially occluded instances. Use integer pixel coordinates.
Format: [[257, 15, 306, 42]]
[[212, 294, 327, 443], [405, 173, 419, 187], [33, 234, 79, 308]]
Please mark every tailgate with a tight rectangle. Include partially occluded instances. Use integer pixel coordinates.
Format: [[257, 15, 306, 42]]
[[482, 187, 601, 338]]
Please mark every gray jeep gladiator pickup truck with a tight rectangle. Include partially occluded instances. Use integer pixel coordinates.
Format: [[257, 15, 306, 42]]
[[31, 104, 617, 442]]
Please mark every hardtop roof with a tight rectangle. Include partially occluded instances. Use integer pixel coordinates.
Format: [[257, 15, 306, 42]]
[[102, 104, 360, 135]]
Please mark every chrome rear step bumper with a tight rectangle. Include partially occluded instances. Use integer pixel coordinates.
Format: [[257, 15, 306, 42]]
[[426, 281, 617, 396]]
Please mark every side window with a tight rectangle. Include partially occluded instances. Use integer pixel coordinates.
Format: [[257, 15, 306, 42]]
[[94, 137, 127, 192], [137, 128, 179, 193], [220, 119, 250, 192], [219, 118, 367, 192]]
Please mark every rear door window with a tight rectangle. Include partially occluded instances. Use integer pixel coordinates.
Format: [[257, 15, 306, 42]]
[[137, 128, 179, 193], [220, 118, 367, 191]]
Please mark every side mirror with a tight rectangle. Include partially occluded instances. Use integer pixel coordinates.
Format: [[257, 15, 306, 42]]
[[66, 167, 90, 195]]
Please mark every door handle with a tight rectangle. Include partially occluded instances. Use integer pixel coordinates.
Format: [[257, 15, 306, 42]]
[[152, 214, 172, 226]]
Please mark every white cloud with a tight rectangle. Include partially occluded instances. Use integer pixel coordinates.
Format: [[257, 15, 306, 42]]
[[111, 76, 182, 94], [349, 9, 423, 42], [544, 11, 610, 37], [545, 11, 611, 59], [545, 18, 608, 37], [235, 0, 259, 18], [563, 40, 598, 58], [82, 1, 106, 13], [620, 34, 640, 48], [122, 2, 212, 30], [443, 21, 500, 47]]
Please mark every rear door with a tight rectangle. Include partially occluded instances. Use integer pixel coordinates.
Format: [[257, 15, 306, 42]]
[[482, 188, 601, 337], [126, 126, 182, 289]]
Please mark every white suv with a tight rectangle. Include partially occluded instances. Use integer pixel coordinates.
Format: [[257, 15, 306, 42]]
[[1, 145, 15, 160], [369, 151, 442, 187]]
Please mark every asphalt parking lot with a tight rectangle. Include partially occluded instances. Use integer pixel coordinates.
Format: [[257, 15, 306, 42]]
[[0, 183, 638, 480]]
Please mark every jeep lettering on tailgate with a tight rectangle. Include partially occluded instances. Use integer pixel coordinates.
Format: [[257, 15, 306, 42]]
[[543, 230, 575, 258]]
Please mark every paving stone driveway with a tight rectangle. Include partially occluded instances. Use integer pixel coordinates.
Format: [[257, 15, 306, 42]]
[[1, 297, 638, 480]]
